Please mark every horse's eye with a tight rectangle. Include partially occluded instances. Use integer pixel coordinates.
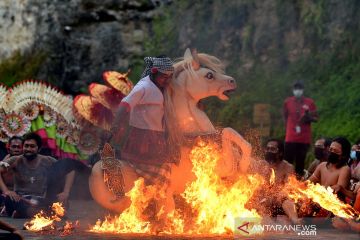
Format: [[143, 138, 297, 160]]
[[205, 72, 214, 79]]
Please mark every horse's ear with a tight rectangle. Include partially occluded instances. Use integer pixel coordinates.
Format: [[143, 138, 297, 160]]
[[191, 49, 200, 70], [184, 48, 200, 70], [184, 48, 192, 60]]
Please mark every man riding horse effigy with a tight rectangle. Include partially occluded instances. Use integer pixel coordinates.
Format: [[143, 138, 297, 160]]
[[110, 56, 175, 188]]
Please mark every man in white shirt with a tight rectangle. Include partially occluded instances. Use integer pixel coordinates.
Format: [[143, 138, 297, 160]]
[[111, 56, 174, 181]]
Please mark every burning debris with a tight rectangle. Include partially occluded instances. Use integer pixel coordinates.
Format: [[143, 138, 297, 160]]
[[90, 140, 360, 236], [24, 202, 79, 235], [90, 141, 264, 236], [283, 176, 360, 220]]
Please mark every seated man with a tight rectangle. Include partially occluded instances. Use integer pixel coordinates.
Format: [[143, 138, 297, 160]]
[[1, 136, 24, 188], [248, 139, 295, 218], [306, 137, 331, 177], [2, 136, 23, 161], [349, 140, 360, 182], [283, 137, 352, 223], [309, 137, 351, 195], [0, 133, 75, 218]]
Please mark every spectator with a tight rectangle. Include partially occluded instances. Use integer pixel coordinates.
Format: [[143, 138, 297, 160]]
[[308, 137, 351, 199], [2, 136, 23, 161], [283, 80, 318, 177], [283, 137, 352, 224], [0, 133, 76, 218], [349, 140, 360, 181], [1, 136, 24, 187], [248, 139, 295, 219], [307, 137, 331, 177]]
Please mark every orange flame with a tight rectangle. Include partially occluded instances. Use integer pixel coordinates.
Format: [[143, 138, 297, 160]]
[[24, 210, 55, 232], [24, 202, 78, 235], [269, 168, 275, 186], [283, 176, 359, 219], [90, 140, 263, 235], [90, 179, 156, 233], [61, 221, 79, 236]]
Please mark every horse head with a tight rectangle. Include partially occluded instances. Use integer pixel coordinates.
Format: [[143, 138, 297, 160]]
[[173, 48, 236, 102]]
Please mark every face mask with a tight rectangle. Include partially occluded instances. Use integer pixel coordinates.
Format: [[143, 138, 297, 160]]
[[314, 147, 324, 160], [265, 152, 278, 164], [327, 152, 341, 164], [350, 150, 357, 160], [293, 89, 303, 98]]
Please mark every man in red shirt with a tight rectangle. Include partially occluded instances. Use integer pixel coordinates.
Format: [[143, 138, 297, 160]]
[[283, 81, 318, 177]]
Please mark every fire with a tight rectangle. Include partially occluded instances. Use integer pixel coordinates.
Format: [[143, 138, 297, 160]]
[[61, 221, 79, 236], [24, 210, 55, 232], [269, 168, 275, 185], [179, 140, 263, 235], [25, 202, 78, 234], [90, 140, 264, 235], [90, 179, 155, 233], [283, 176, 359, 219]]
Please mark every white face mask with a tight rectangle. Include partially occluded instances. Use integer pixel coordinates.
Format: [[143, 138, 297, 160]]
[[293, 89, 303, 98]]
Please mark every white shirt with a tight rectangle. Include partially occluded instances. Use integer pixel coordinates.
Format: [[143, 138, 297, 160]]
[[121, 76, 164, 132]]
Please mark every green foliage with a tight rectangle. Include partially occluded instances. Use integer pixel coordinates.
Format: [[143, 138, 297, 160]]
[[0, 51, 46, 87], [143, 0, 360, 146], [299, 0, 327, 39]]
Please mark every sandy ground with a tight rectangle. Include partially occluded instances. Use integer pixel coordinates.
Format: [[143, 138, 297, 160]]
[[0, 200, 358, 240]]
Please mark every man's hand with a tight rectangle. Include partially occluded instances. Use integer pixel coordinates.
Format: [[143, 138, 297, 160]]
[[0, 162, 10, 168], [4, 190, 21, 202], [57, 192, 69, 203], [331, 184, 343, 194], [353, 182, 360, 193]]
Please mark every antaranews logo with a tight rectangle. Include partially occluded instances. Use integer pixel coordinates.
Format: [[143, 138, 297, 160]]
[[234, 217, 317, 237]]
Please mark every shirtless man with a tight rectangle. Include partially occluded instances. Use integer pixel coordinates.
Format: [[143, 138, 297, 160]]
[[283, 137, 352, 223], [307, 137, 331, 177], [309, 137, 351, 192], [2, 136, 23, 161], [0, 136, 24, 189], [0, 133, 75, 218], [249, 139, 294, 217]]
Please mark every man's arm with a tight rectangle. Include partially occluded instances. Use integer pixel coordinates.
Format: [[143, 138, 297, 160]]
[[332, 166, 353, 199], [309, 99, 318, 122], [0, 157, 20, 201], [308, 163, 322, 184], [110, 103, 131, 142], [307, 160, 319, 176], [337, 166, 351, 189], [57, 170, 75, 203]]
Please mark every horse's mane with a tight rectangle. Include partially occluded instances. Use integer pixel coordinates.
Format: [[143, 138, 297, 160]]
[[164, 53, 225, 156]]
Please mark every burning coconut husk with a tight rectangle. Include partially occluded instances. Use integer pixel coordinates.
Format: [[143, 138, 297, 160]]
[[24, 202, 79, 235], [282, 176, 360, 220]]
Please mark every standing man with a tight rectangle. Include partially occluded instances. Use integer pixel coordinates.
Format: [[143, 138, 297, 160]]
[[283, 80, 318, 177]]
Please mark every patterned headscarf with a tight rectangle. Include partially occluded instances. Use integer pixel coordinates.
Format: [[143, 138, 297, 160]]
[[141, 56, 174, 78]]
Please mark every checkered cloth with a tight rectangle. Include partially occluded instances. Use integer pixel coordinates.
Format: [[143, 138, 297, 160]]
[[128, 161, 172, 187], [141, 56, 174, 78]]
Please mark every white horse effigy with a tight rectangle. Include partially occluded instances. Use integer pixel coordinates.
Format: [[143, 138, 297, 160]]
[[89, 49, 252, 214]]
